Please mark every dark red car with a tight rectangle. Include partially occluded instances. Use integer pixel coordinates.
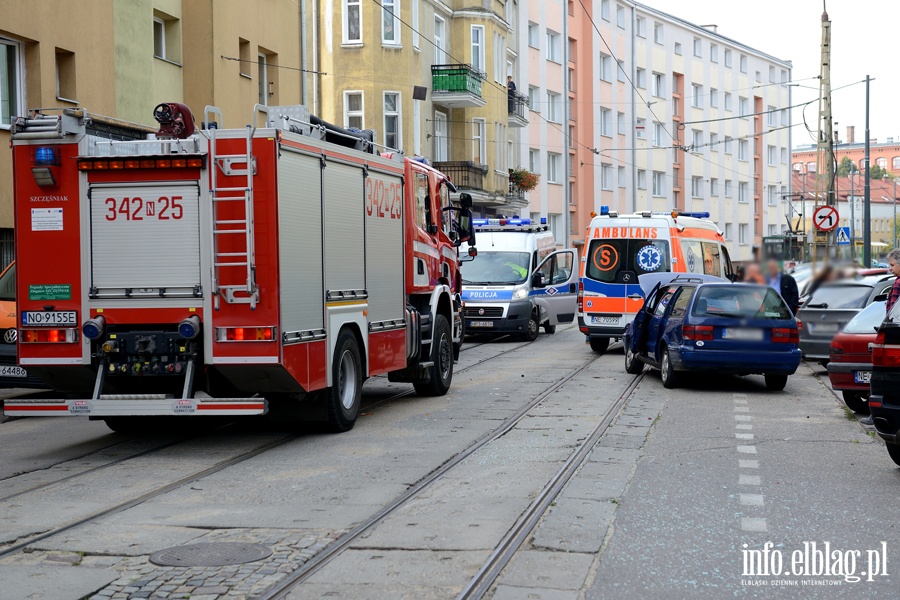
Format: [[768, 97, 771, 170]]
[[827, 301, 887, 413]]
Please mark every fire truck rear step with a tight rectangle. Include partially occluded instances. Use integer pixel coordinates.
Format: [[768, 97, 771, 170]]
[[2, 397, 267, 417]]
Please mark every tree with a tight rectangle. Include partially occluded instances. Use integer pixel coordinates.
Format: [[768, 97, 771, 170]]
[[836, 156, 854, 177], [870, 164, 887, 180]]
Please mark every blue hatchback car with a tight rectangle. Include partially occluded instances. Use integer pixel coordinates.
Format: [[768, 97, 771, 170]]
[[623, 274, 802, 390]]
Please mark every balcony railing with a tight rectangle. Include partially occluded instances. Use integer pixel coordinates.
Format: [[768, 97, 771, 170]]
[[508, 90, 528, 127], [431, 64, 487, 109], [508, 180, 526, 202], [433, 161, 486, 191]]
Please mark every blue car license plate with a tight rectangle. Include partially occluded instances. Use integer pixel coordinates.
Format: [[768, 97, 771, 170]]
[[853, 371, 871, 384]]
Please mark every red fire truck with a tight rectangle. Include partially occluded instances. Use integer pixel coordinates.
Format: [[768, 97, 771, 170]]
[[5, 103, 474, 432]]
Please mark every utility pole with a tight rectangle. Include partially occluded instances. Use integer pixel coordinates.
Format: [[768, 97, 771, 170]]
[[850, 170, 856, 262], [863, 74, 872, 267], [814, 2, 835, 266]]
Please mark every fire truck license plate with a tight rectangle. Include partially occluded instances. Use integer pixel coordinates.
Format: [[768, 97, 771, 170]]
[[22, 311, 78, 326], [468, 320, 494, 328], [0, 366, 26, 378]]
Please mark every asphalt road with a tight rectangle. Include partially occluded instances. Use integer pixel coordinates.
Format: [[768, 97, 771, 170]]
[[0, 328, 897, 600]]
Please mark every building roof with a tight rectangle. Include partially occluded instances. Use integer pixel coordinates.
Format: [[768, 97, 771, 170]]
[[791, 172, 900, 201]]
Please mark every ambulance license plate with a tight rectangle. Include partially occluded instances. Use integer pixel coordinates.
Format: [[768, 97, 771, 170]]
[[591, 316, 619, 324], [0, 366, 26, 378], [468, 320, 494, 328], [22, 311, 77, 327]]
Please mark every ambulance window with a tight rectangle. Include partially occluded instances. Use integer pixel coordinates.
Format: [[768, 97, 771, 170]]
[[414, 172, 430, 231], [721, 245, 734, 279], [701, 242, 722, 276], [585, 239, 670, 283]]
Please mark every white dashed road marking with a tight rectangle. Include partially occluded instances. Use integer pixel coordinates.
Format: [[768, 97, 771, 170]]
[[739, 475, 761, 486], [737, 445, 757, 454], [742, 517, 768, 532], [739, 460, 759, 469]]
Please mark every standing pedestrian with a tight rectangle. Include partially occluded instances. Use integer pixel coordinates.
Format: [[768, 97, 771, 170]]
[[507, 75, 517, 114], [886, 248, 900, 314], [767, 259, 800, 315]]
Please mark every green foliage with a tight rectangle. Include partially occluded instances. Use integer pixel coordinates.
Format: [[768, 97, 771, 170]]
[[836, 156, 854, 177]]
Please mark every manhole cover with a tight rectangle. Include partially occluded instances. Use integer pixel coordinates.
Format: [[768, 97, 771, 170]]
[[149, 542, 273, 567]]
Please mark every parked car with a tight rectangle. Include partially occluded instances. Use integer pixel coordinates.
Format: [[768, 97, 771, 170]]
[[826, 301, 886, 413], [624, 274, 802, 390], [870, 300, 900, 466], [798, 274, 895, 363]]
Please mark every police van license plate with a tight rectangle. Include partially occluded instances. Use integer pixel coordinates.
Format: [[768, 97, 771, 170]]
[[0, 366, 26, 378], [22, 311, 77, 326], [854, 371, 872, 384], [591, 316, 618, 325], [469, 320, 494, 328]]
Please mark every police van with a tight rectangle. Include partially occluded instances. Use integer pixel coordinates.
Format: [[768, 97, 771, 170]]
[[578, 208, 734, 353], [461, 218, 578, 341]]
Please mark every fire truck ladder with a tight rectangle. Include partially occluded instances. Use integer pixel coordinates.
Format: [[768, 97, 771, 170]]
[[205, 106, 259, 310]]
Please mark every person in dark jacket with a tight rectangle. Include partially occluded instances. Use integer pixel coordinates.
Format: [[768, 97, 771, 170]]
[[767, 259, 799, 315]]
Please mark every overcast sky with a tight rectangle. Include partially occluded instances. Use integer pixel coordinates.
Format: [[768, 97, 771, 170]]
[[648, 0, 894, 149]]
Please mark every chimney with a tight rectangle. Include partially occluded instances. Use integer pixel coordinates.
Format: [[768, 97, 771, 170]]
[[846, 125, 855, 144]]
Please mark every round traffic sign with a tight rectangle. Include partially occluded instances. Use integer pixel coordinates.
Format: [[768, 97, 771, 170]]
[[813, 205, 840, 232]]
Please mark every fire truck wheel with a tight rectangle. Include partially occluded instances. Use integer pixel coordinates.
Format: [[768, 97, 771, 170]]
[[414, 314, 453, 397], [520, 312, 540, 342], [103, 417, 145, 434], [325, 330, 363, 432]]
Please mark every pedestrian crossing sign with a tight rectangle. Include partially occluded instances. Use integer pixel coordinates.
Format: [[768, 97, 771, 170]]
[[835, 226, 851, 246]]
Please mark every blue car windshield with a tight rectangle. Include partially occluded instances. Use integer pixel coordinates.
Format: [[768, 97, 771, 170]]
[[691, 286, 792, 320]]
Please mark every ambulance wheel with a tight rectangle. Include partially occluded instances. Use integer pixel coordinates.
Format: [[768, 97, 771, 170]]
[[103, 417, 145, 434], [543, 324, 557, 334], [589, 336, 610, 354], [625, 345, 643, 375], [520, 312, 540, 342], [414, 314, 453, 397], [324, 329, 363, 432]]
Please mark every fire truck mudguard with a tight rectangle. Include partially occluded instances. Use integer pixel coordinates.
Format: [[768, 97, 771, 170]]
[[7, 104, 474, 430]]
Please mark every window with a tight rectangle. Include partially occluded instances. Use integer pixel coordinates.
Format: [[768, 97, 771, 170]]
[[257, 53, 269, 106], [710, 88, 718, 108], [547, 91, 562, 123], [433, 111, 448, 161], [471, 26, 485, 72], [546, 30, 561, 62], [766, 105, 777, 127], [653, 22, 663, 44], [738, 139, 749, 161], [636, 118, 646, 139], [767, 185, 777, 205], [494, 123, 507, 170], [617, 111, 625, 135], [807, 162, 817, 173], [652, 122, 664, 147], [617, 59, 626, 82], [674, 43, 682, 56], [724, 136, 733, 154], [693, 37, 702, 57], [434, 16, 446, 63], [893, 157, 900, 170], [414, 101, 421, 155], [344, 91, 364, 129], [568, 67, 575, 91], [710, 44, 718, 63], [781, 70, 788, 84], [637, 169, 647, 189], [691, 83, 702, 108], [472, 118, 486, 164], [740, 54, 747, 73], [528, 86, 540, 113], [601, 0, 610, 21], [547, 153, 561, 183], [652, 72, 664, 97], [636, 68, 646, 89], [691, 176, 703, 198], [569, 38, 576, 61], [493, 33, 506, 82], [601, 163, 613, 190], [724, 92, 733, 112], [692, 129, 702, 149], [769, 66, 776, 83], [767, 145, 777, 166], [725, 223, 733, 240], [599, 54, 612, 82], [755, 70, 761, 83], [528, 22, 540, 48], [238, 39, 251, 75], [724, 49, 732, 68], [599, 108, 612, 136], [724, 180, 732, 197], [384, 92, 401, 150], [413, 172, 430, 230], [55, 49, 76, 102], [652, 171, 665, 197], [529, 148, 540, 174], [568, 125, 575, 148], [739, 223, 749, 245], [876, 157, 887, 168], [382, 0, 400, 45], [710, 178, 718, 196], [153, 18, 166, 59], [738, 181, 749, 203], [636, 17, 646, 37], [768, 224, 778, 236], [1, 38, 22, 126], [343, 0, 362, 44], [781, 148, 788, 164], [739, 96, 749, 117], [618, 165, 626, 188], [617, 5, 625, 28], [710, 132, 718, 151], [781, 109, 788, 126], [411, 0, 419, 49]]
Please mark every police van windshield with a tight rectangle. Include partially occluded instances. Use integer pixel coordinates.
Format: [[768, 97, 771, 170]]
[[461, 252, 530, 285], [585, 239, 670, 283], [0, 263, 14, 302]]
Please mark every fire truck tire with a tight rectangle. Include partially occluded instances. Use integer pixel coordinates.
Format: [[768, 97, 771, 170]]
[[103, 417, 145, 434], [414, 314, 453, 397], [325, 330, 363, 432]]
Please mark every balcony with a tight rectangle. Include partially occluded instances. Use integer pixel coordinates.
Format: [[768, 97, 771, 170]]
[[507, 181, 528, 208], [431, 64, 487, 109], [508, 90, 529, 128], [434, 161, 486, 191]]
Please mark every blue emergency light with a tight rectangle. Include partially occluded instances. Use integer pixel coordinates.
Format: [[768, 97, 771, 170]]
[[34, 147, 59, 166], [680, 212, 710, 219], [599, 206, 610, 216], [540, 217, 547, 224]]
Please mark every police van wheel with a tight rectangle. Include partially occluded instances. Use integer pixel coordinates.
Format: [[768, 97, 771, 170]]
[[589, 337, 610, 354], [415, 314, 454, 397], [520, 313, 540, 342], [543, 324, 557, 334], [324, 329, 363, 433]]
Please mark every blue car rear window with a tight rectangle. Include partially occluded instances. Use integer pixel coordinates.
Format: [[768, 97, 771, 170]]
[[692, 286, 792, 320]]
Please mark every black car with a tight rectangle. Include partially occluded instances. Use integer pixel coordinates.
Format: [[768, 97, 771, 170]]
[[871, 299, 900, 466]]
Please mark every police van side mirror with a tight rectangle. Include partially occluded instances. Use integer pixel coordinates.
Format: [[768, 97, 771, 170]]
[[532, 272, 547, 288]]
